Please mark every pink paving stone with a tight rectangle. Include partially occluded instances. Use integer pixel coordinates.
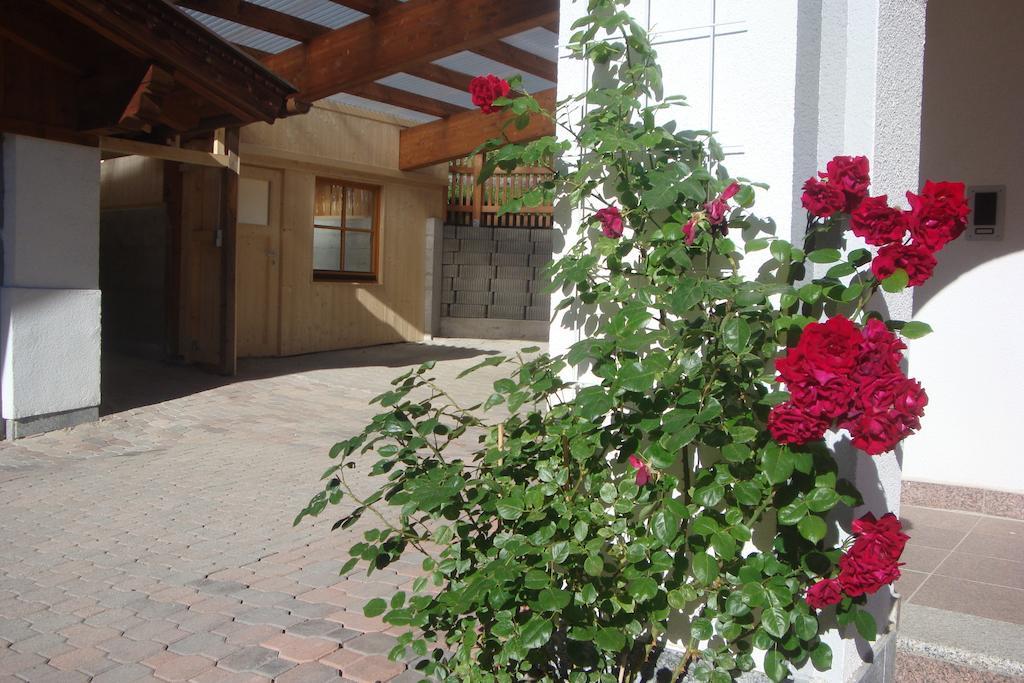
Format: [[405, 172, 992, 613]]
[[325, 610, 388, 633], [207, 568, 257, 583], [191, 669, 269, 683], [248, 577, 303, 594], [149, 588, 200, 605], [343, 654, 406, 683], [296, 587, 349, 607], [318, 648, 365, 671], [189, 596, 243, 615], [48, 646, 113, 673], [59, 625, 122, 648], [217, 623, 284, 646], [142, 652, 216, 681], [260, 633, 338, 663]]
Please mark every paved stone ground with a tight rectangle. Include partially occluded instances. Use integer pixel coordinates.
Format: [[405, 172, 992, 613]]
[[0, 340, 523, 683]]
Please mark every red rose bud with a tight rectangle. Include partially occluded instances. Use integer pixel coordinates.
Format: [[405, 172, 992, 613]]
[[849, 195, 908, 246], [801, 177, 847, 218], [628, 454, 651, 486], [871, 242, 937, 287], [805, 578, 844, 609], [468, 74, 511, 114], [907, 180, 970, 251], [596, 206, 624, 239], [704, 182, 741, 229], [824, 155, 871, 210]]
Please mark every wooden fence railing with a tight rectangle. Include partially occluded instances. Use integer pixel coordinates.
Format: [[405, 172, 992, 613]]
[[447, 154, 554, 228]]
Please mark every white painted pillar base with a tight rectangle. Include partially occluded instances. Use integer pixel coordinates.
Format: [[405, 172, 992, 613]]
[[1, 134, 101, 438]]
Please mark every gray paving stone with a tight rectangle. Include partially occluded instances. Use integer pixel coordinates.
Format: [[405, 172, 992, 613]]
[[15, 664, 89, 682], [91, 662, 160, 683], [215, 645, 277, 673], [167, 631, 236, 659], [253, 656, 296, 678], [275, 662, 340, 682], [97, 636, 167, 663], [235, 607, 301, 629], [345, 632, 399, 656]]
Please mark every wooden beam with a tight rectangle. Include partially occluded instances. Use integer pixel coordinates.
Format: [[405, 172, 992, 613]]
[[218, 126, 240, 376], [262, 0, 558, 102], [323, 0, 400, 14], [404, 63, 473, 92], [472, 41, 557, 82], [175, 0, 329, 42], [346, 82, 467, 118], [100, 136, 229, 167], [117, 64, 177, 133], [399, 88, 555, 171]]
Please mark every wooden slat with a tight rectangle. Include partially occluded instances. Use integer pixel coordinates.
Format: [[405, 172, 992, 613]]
[[399, 88, 555, 171], [175, 0, 329, 42], [472, 41, 557, 82], [346, 82, 467, 118], [100, 136, 230, 168], [219, 126, 240, 376], [403, 63, 473, 92], [262, 0, 558, 102]]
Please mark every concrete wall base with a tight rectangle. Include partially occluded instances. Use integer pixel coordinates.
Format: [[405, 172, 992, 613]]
[[439, 316, 548, 341], [4, 405, 99, 440]]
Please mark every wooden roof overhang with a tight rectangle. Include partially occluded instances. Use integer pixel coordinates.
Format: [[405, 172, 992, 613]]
[[0, 0, 299, 146]]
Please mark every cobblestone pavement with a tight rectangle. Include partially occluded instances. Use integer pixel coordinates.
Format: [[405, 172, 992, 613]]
[[0, 340, 528, 682]]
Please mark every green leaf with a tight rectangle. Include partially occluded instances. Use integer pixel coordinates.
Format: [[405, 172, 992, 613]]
[[584, 555, 604, 577], [496, 494, 525, 520], [691, 617, 713, 641], [521, 615, 554, 648], [881, 267, 909, 293], [807, 248, 841, 263], [711, 531, 738, 560], [364, 598, 387, 617], [762, 445, 795, 484], [853, 609, 878, 641], [652, 508, 681, 546], [584, 628, 622, 655], [536, 587, 572, 611], [763, 650, 789, 683], [722, 318, 751, 354], [770, 240, 791, 264], [794, 613, 818, 641], [628, 577, 659, 602], [777, 501, 807, 526], [524, 570, 549, 590], [798, 515, 828, 543], [806, 487, 840, 513], [692, 553, 719, 585], [811, 642, 833, 671], [900, 321, 933, 338], [761, 607, 789, 638], [576, 386, 613, 419]]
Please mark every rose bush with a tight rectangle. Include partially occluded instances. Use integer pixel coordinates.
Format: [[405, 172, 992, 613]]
[[296, 2, 967, 681]]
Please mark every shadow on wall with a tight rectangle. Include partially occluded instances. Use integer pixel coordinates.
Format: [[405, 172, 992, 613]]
[[101, 342, 498, 416]]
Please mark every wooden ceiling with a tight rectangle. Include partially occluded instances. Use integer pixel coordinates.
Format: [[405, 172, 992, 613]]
[[173, 0, 561, 169]]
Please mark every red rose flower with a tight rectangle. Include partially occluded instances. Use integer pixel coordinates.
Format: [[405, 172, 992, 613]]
[[768, 402, 829, 445], [705, 182, 740, 227], [907, 180, 970, 251], [628, 454, 651, 486], [681, 216, 699, 245], [806, 578, 844, 609], [801, 177, 847, 218], [596, 206, 624, 238], [854, 319, 905, 379], [469, 74, 511, 114], [837, 536, 902, 597], [793, 316, 863, 377], [851, 512, 909, 560], [824, 155, 871, 210], [871, 242, 938, 287], [849, 195, 908, 246]]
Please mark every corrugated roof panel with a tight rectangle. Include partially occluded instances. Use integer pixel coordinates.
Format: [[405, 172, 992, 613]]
[[501, 27, 559, 61], [376, 74, 473, 109], [326, 94, 438, 124], [433, 52, 556, 94], [181, 9, 300, 53], [246, 0, 367, 29]]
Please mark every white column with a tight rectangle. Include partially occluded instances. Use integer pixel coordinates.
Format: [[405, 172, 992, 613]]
[[1, 134, 101, 438]]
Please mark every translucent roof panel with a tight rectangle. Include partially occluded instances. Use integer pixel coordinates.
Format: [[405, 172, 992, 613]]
[[326, 94, 438, 124], [181, 9, 301, 53], [246, 0, 368, 28], [433, 51, 556, 94], [501, 28, 559, 61], [376, 74, 474, 109]]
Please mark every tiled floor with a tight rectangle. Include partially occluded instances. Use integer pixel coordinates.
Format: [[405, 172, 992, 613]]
[[897, 505, 1024, 625]]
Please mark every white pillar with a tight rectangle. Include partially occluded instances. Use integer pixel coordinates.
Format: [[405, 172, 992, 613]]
[[1, 134, 101, 438]]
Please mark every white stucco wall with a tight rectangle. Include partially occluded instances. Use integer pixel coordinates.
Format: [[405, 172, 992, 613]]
[[1, 134, 102, 423], [903, 0, 1024, 494]]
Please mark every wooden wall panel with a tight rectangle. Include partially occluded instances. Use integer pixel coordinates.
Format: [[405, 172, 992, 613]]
[[237, 166, 282, 357], [100, 155, 164, 209]]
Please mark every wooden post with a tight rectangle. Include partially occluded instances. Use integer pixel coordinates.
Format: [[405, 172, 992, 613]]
[[162, 160, 182, 360], [218, 127, 240, 376], [471, 152, 483, 227]]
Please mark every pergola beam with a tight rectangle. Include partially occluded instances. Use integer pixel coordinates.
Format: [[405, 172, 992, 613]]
[[345, 82, 468, 118], [262, 0, 558, 102], [175, 0, 329, 42], [472, 41, 557, 82], [399, 88, 555, 170]]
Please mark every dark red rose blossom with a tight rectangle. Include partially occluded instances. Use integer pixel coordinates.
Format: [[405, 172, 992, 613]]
[[801, 177, 847, 218], [705, 182, 740, 227], [838, 536, 902, 597], [871, 242, 938, 287], [849, 195, 908, 246], [824, 155, 871, 210], [595, 206, 624, 238], [907, 180, 970, 251], [851, 512, 909, 560], [854, 319, 905, 379], [793, 316, 862, 377], [468, 74, 511, 114], [768, 402, 829, 445], [806, 578, 844, 609], [787, 373, 855, 419]]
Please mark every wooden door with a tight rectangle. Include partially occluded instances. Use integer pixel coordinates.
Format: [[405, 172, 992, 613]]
[[179, 166, 223, 366], [236, 167, 282, 357]]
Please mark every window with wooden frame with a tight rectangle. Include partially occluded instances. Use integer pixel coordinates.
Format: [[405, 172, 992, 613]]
[[313, 178, 380, 281]]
